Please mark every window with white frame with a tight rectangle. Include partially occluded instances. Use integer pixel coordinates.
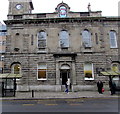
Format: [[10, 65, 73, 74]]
[[84, 62, 94, 80], [37, 63, 47, 80], [59, 30, 69, 48], [38, 31, 47, 49], [109, 31, 117, 48], [82, 30, 92, 48]]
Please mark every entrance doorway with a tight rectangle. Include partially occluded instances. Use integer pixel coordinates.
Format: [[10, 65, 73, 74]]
[[60, 64, 71, 91], [61, 70, 70, 85]]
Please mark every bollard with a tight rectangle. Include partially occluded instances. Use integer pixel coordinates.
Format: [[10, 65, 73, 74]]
[[32, 90, 34, 98]]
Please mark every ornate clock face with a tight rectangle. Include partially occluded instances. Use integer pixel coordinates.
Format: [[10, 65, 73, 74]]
[[16, 4, 22, 10], [59, 6, 67, 17]]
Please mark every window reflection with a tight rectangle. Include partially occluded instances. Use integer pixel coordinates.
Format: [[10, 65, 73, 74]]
[[37, 63, 47, 80], [59, 30, 69, 48], [112, 64, 119, 72], [84, 62, 94, 80], [82, 30, 92, 48], [13, 64, 21, 74], [38, 31, 47, 48], [109, 31, 117, 48]]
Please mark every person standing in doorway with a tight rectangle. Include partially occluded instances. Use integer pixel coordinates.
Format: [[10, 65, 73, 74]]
[[97, 80, 103, 94], [65, 80, 69, 94]]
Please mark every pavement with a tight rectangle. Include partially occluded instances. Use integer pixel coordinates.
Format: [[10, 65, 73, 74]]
[[0, 91, 119, 100]]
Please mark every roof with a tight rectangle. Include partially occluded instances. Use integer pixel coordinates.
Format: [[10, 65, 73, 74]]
[[0, 74, 22, 78], [101, 71, 120, 76]]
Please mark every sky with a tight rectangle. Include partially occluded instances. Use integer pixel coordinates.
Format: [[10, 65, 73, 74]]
[[0, 0, 119, 24]]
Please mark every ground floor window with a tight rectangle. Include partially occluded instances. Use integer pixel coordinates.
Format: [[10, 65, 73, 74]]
[[37, 63, 47, 80], [111, 63, 119, 72], [84, 62, 94, 80], [12, 64, 21, 74]]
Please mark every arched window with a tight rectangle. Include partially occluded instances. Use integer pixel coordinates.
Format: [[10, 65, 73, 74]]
[[12, 64, 21, 74], [59, 30, 69, 48], [109, 31, 117, 48], [111, 63, 119, 72], [38, 31, 47, 49], [82, 30, 92, 47]]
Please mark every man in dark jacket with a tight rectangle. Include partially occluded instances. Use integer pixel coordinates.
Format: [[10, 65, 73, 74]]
[[97, 80, 103, 94], [109, 81, 116, 95]]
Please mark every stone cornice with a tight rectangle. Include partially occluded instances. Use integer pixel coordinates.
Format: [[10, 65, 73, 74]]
[[4, 17, 120, 25]]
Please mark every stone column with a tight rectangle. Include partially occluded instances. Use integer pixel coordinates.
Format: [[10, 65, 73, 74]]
[[56, 61, 60, 85], [72, 61, 76, 85]]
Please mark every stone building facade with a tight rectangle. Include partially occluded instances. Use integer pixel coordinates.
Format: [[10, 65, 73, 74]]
[[0, 22, 7, 73], [4, 0, 119, 91]]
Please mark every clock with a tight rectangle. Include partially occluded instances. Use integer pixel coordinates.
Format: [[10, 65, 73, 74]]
[[16, 4, 22, 10], [59, 6, 67, 17]]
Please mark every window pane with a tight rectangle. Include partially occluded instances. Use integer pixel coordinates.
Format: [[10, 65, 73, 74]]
[[84, 63, 94, 79], [38, 31, 46, 48], [38, 32, 46, 39], [60, 39, 69, 47], [60, 30, 69, 48], [38, 40, 46, 48], [14, 64, 20, 74], [112, 64, 119, 72], [82, 30, 91, 47], [109, 31, 117, 48], [38, 64, 47, 79], [38, 69, 46, 79]]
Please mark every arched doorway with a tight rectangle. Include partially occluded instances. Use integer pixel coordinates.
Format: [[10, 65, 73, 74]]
[[60, 64, 70, 85], [60, 64, 71, 91], [61, 69, 70, 85]]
